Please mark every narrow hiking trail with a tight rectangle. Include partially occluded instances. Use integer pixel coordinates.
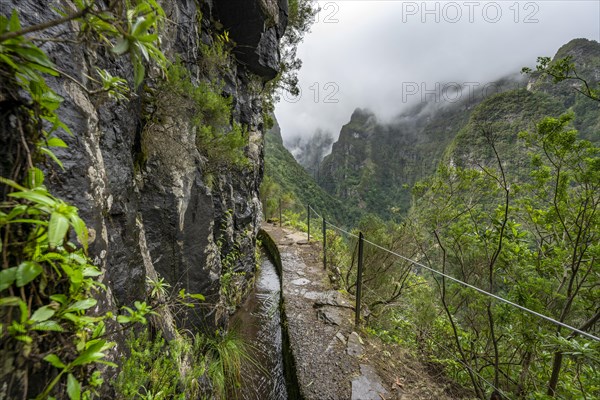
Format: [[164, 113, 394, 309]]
[[261, 223, 464, 400]]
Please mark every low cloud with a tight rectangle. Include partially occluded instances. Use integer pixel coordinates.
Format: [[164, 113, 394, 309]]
[[275, 1, 600, 142]]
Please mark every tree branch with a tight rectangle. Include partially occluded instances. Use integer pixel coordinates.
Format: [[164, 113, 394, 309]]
[[0, 7, 91, 42]]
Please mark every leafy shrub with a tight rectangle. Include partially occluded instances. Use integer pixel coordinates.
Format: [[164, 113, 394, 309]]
[[114, 330, 204, 400], [157, 62, 249, 170]]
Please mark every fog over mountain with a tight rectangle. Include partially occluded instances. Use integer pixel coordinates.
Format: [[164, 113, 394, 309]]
[[284, 128, 334, 176], [274, 0, 600, 143]]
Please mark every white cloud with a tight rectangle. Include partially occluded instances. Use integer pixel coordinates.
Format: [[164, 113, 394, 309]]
[[275, 0, 600, 141]]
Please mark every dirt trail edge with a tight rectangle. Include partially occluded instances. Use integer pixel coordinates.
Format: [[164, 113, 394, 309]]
[[261, 223, 464, 400]]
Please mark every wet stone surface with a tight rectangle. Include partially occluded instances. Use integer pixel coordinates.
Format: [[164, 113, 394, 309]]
[[231, 255, 287, 400], [260, 223, 469, 400], [290, 278, 311, 286], [351, 364, 389, 400], [263, 224, 390, 400], [347, 332, 364, 357]]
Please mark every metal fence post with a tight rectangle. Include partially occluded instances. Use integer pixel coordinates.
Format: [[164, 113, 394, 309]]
[[355, 232, 364, 327], [322, 218, 327, 270], [279, 198, 282, 227], [307, 204, 311, 242]]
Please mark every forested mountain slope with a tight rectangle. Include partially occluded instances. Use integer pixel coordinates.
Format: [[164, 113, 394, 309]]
[[318, 38, 599, 220], [262, 117, 361, 224]]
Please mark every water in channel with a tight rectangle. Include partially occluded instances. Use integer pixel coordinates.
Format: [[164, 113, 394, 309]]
[[231, 254, 288, 400]]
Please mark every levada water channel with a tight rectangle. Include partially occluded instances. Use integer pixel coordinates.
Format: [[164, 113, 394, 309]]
[[230, 252, 296, 399]]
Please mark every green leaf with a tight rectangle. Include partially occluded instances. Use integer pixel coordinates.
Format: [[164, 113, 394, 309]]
[[47, 137, 68, 148], [49, 294, 68, 305], [44, 354, 66, 369], [48, 211, 69, 247], [112, 38, 129, 55], [138, 33, 158, 43], [32, 320, 64, 332], [0, 15, 8, 33], [26, 167, 45, 188], [67, 373, 81, 400], [15, 335, 32, 343], [30, 305, 56, 322], [0, 176, 27, 191], [69, 215, 88, 251], [96, 359, 118, 368], [16, 261, 43, 287], [131, 16, 154, 37], [82, 266, 102, 277], [39, 147, 64, 169], [92, 321, 105, 339], [9, 9, 21, 31], [9, 190, 56, 208], [17, 45, 55, 69], [0, 53, 19, 70], [66, 298, 97, 312], [132, 54, 145, 89], [71, 340, 108, 366], [0, 267, 17, 291], [189, 293, 205, 301], [0, 296, 22, 307]]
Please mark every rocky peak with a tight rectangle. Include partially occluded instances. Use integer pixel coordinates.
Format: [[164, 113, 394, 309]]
[[349, 107, 376, 124], [337, 108, 378, 143], [554, 38, 600, 61]]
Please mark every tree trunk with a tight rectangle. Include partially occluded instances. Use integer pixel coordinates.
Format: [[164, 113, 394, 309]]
[[547, 351, 563, 396]]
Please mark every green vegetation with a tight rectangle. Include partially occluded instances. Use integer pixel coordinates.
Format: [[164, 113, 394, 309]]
[[218, 239, 248, 312], [114, 326, 252, 400], [311, 42, 600, 398], [204, 328, 255, 399], [0, 173, 155, 400], [401, 112, 599, 398], [318, 100, 480, 220], [114, 330, 203, 400], [276, 0, 318, 96], [153, 62, 249, 171], [319, 40, 600, 221], [324, 110, 599, 398], [0, 2, 259, 398], [523, 39, 600, 103], [0, 3, 167, 398], [261, 117, 361, 225]]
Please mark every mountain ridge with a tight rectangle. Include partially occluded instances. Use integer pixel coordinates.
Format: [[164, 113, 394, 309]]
[[316, 38, 600, 220]]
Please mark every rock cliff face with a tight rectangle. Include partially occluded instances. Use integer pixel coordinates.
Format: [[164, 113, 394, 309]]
[[0, 0, 288, 329], [263, 116, 359, 225], [318, 97, 483, 219]]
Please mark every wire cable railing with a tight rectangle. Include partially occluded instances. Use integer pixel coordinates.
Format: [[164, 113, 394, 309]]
[[273, 202, 597, 398], [305, 203, 599, 342]]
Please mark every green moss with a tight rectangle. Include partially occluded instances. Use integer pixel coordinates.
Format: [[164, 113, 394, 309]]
[[158, 62, 249, 170]]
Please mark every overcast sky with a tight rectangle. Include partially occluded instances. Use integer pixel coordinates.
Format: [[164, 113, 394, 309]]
[[274, 0, 600, 142]]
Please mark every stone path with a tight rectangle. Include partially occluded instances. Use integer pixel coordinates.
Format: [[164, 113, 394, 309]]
[[262, 224, 389, 400]]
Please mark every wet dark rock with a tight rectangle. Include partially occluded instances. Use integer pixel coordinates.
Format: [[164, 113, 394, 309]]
[[351, 364, 389, 400], [213, 0, 288, 80], [317, 307, 344, 326], [1, 0, 287, 330], [347, 331, 364, 357], [314, 290, 353, 309]]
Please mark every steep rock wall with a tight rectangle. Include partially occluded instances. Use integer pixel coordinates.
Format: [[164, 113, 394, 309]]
[[0, 0, 288, 329]]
